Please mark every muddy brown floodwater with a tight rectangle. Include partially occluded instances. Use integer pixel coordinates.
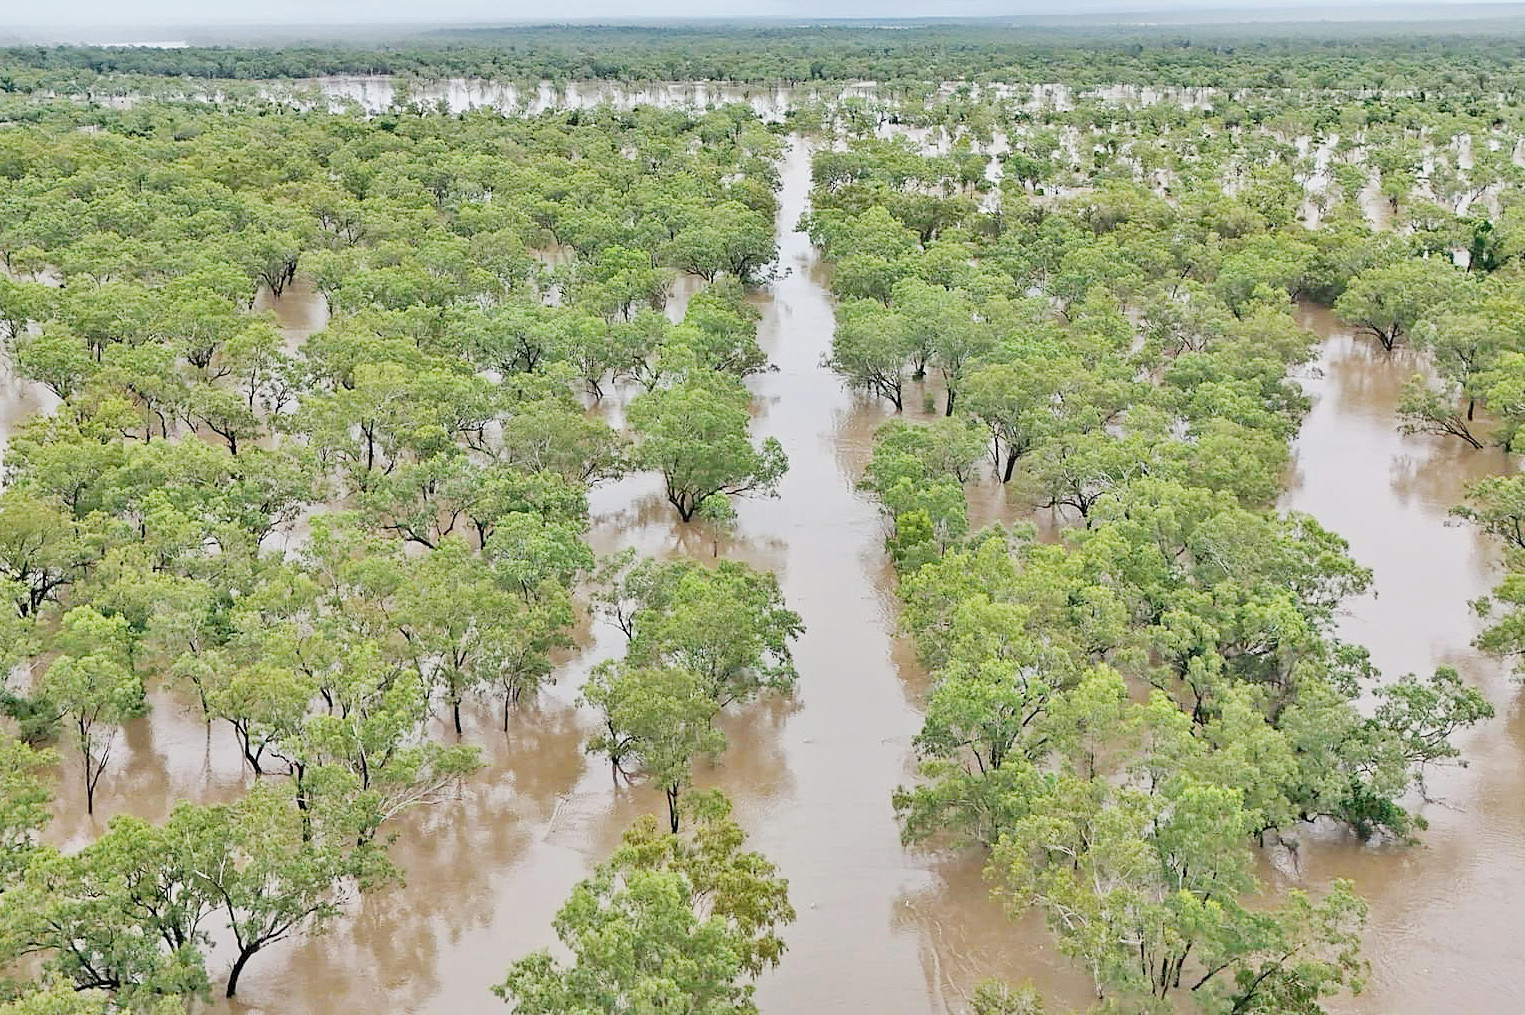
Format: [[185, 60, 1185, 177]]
[[6, 135, 1525, 1014], [250, 135, 1094, 1015], [1283, 306, 1525, 1015], [0, 357, 59, 466], [14, 135, 1086, 1015], [252, 277, 329, 354]]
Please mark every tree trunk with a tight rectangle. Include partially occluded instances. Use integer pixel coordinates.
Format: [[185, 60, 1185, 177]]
[[666, 785, 680, 833], [226, 946, 256, 998], [452, 697, 463, 736], [1003, 448, 1020, 483], [82, 724, 100, 815], [944, 387, 956, 416]]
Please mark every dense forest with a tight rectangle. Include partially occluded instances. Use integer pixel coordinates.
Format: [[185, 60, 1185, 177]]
[[7, 21, 1525, 92], [0, 20, 1523, 1015]]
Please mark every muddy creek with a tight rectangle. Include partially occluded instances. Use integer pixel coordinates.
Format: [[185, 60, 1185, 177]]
[[3, 137, 1522, 1013], [1282, 307, 1524, 1014]]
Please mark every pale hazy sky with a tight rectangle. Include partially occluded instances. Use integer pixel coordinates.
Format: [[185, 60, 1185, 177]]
[[4, 0, 1517, 31]]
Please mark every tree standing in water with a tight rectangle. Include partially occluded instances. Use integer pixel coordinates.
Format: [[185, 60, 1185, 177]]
[[627, 372, 787, 522], [582, 663, 725, 833], [496, 791, 792, 1012], [38, 608, 145, 816]]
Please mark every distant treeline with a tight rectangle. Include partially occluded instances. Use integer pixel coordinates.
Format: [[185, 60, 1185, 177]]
[[6, 22, 1525, 90]]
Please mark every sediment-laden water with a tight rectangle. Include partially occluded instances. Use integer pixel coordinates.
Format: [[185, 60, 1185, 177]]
[[2, 132, 1519, 1015]]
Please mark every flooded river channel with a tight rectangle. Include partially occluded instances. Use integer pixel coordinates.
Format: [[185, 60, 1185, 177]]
[[229, 133, 1095, 1015], [1283, 308, 1525, 1015], [2, 131, 1522, 1012]]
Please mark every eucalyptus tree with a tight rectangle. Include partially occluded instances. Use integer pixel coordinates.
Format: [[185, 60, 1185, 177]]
[[496, 792, 792, 1009], [627, 372, 788, 523], [37, 608, 145, 815]]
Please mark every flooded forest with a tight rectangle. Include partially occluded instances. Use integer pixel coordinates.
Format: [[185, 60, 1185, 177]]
[[2, 21, 1525, 1015]]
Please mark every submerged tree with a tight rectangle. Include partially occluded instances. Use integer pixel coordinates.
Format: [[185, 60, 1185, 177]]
[[992, 749, 1369, 1010], [195, 785, 394, 998], [627, 373, 788, 522], [495, 792, 793, 1013], [38, 608, 145, 816], [826, 298, 915, 410], [1, 781, 392, 1002], [1333, 258, 1466, 351], [582, 663, 726, 833], [1396, 375, 1484, 448]]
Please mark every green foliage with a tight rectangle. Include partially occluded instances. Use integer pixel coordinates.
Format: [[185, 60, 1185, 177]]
[[5, 28, 1525, 1015], [583, 664, 728, 833], [615, 562, 802, 705], [661, 201, 778, 283], [0, 491, 93, 618], [826, 298, 916, 409], [495, 792, 793, 1014], [988, 701, 1369, 1010], [0, 736, 51, 885], [1334, 258, 1468, 350], [585, 553, 800, 828], [860, 417, 985, 568], [37, 607, 146, 815], [0, 982, 184, 1015], [971, 981, 1045, 1015], [1454, 474, 1525, 553], [1396, 375, 1484, 448], [628, 372, 788, 522], [0, 783, 390, 1001]]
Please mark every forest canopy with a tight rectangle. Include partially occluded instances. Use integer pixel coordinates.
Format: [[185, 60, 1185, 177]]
[[0, 17, 1521, 1015], [7, 20, 1525, 91]]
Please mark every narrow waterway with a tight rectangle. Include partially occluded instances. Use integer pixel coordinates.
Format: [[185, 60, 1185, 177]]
[[211, 134, 1090, 1014], [6, 133, 1525, 1014], [1284, 307, 1525, 1015]]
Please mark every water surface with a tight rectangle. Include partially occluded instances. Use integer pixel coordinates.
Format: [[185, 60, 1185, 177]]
[[7, 138, 1524, 1015]]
